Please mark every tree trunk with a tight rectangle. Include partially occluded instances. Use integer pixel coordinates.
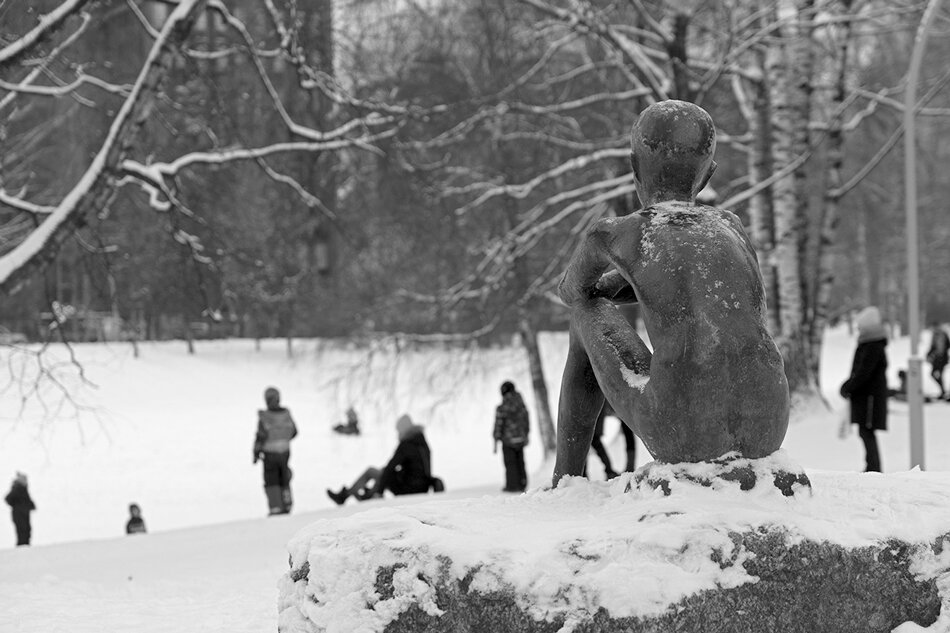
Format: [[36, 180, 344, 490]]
[[741, 24, 779, 335], [810, 7, 854, 385], [185, 322, 195, 355], [518, 312, 556, 457], [765, 0, 816, 395]]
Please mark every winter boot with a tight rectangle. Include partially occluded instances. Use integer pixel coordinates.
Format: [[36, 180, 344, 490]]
[[326, 487, 348, 506], [281, 487, 293, 514], [265, 486, 284, 515]]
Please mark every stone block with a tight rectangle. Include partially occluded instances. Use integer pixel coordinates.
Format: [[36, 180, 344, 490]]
[[278, 462, 950, 633]]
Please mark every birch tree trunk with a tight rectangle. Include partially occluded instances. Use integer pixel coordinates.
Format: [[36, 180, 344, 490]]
[[766, 0, 817, 394], [810, 5, 854, 384], [739, 22, 780, 335], [519, 311, 556, 457]]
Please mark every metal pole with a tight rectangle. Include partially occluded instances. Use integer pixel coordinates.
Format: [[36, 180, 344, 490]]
[[904, 0, 943, 470]]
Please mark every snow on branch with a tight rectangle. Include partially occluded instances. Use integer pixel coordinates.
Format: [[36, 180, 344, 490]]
[[0, 0, 91, 69], [517, 0, 667, 101], [255, 160, 342, 225], [121, 134, 397, 183], [0, 0, 206, 295], [0, 190, 55, 216], [451, 147, 629, 215], [0, 9, 92, 113], [0, 72, 132, 98], [440, 176, 634, 305], [207, 0, 400, 142], [830, 68, 950, 200]]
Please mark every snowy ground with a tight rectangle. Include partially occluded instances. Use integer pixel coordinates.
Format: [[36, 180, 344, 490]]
[[1, 325, 949, 632]]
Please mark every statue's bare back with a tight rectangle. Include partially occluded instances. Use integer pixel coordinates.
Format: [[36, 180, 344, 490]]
[[552, 100, 790, 485], [599, 201, 788, 462]]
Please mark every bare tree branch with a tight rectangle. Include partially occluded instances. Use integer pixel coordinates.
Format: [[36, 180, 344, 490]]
[[0, 0, 206, 294], [0, 0, 92, 69], [0, 190, 55, 215], [0, 9, 92, 113]]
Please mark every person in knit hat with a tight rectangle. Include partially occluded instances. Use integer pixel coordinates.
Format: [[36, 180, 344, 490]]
[[253, 386, 298, 515], [327, 413, 434, 505], [4, 472, 36, 546], [840, 306, 889, 472]]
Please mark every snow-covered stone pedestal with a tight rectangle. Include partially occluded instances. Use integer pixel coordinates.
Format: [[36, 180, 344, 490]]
[[278, 453, 950, 633]]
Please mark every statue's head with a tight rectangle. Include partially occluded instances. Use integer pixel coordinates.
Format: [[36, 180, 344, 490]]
[[630, 100, 717, 205]]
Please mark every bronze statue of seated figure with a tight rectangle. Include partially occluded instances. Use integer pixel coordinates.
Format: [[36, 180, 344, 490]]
[[553, 100, 797, 492]]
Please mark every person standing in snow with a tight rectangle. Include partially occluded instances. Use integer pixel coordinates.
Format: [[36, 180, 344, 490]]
[[327, 414, 433, 505], [840, 306, 889, 473], [253, 387, 298, 515], [926, 322, 949, 400], [5, 472, 35, 546], [126, 503, 147, 535], [494, 381, 530, 492]]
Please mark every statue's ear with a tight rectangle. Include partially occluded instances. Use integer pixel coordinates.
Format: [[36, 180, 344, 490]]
[[694, 159, 717, 196], [629, 151, 639, 178]]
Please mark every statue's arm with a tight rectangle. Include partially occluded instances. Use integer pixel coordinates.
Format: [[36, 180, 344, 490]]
[[559, 218, 635, 306], [593, 269, 639, 304]]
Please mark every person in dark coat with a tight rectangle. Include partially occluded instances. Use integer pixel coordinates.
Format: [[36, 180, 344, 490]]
[[840, 306, 889, 473], [253, 387, 298, 515], [126, 503, 147, 535], [493, 381, 530, 492], [5, 472, 35, 546], [926, 322, 949, 400], [327, 414, 433, 505]]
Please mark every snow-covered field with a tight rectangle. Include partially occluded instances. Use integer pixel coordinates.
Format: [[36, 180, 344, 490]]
[[1, 325, 949, 632]]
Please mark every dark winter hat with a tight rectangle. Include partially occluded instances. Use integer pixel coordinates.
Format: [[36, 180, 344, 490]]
[[129, 503, 140, 513], [264, 387, 280, 407], [500, 381, 515, 396]]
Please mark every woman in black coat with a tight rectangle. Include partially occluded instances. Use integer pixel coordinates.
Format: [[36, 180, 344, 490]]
[[840, 306, 889, 472]]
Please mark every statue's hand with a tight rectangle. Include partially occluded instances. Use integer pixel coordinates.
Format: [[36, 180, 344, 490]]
[[594, 270, 638, 304]]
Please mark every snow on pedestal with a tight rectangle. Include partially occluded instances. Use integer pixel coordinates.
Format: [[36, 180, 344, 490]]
[[278, 452, 950, 633]]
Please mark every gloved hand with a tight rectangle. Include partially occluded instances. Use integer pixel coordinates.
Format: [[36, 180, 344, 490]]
[[253, 451, 261, 464]]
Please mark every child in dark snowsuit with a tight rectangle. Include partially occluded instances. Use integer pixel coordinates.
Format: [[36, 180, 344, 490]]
[[332, 407, 361, 435], [5, 472, 35, 546], [126, 503, 147, 535], [493, 381, 530, 492], [253, 387, 299, 515], [327, 414, 433, 505]]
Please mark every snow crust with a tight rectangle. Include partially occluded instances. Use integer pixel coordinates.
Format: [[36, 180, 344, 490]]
[[280, 458, 950, 632]]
